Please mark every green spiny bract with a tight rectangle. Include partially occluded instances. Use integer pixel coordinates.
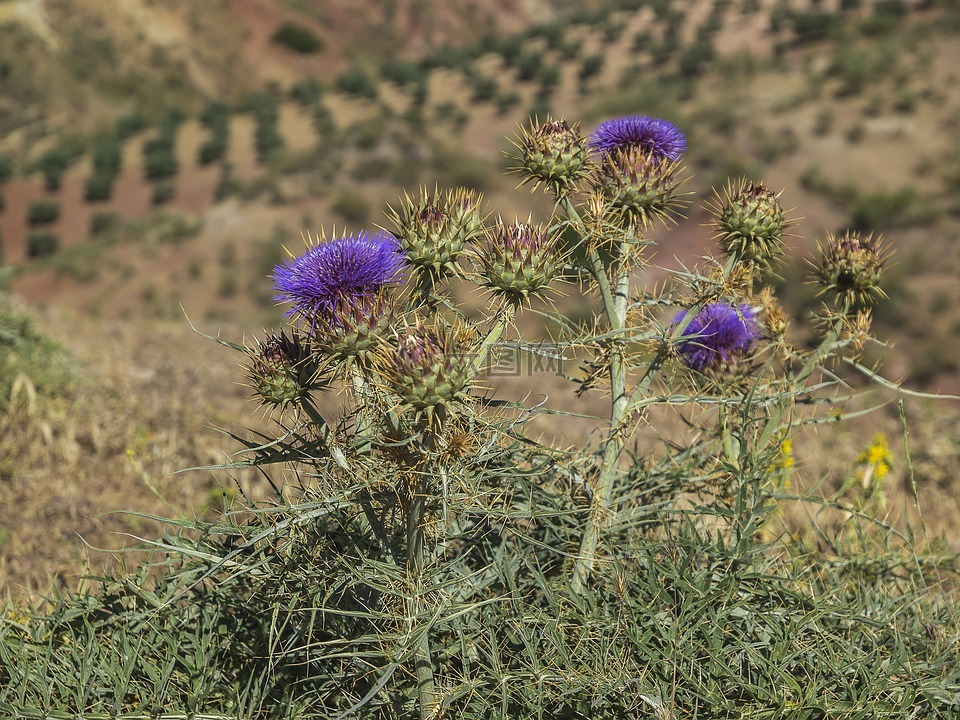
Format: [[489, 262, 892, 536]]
[[384, 322, 475, 418], [513, 117, 588, 196], [712, 180, 788, 269], [245, 330, 326, 410], [479, 219, 561, 304], [594, 146, 683, 226], [316, 291, 398, 366], [387, 186, 484, 280], [815, 231, 888, 307]]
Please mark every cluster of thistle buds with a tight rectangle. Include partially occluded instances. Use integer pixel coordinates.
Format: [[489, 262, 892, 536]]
[[245, 111, 889, 420]]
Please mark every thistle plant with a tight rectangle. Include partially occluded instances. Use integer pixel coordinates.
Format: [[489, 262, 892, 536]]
[[5, 114, 958, 719]]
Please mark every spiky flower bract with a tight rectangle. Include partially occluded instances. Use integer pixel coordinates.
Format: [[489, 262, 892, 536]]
[[513, 116, 588, 196], [814, 231, 887, 307], [272, 231, 406, 328], [387, 186, 484, 280], [245, 330, 326, 410], [384, 323, 475, 420], [595, 147, 684, 226], [674, 302, 761, 372], [317, 290, 399, 365], [479, 219, 561, 304], [589, 115, 686, 162], [711, 180, 789, 269]]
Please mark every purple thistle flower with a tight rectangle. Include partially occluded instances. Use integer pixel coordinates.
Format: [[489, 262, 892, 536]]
[[272, 231, 406, 326], [589, 115, 686, 162], [674, 302, 760, 372]]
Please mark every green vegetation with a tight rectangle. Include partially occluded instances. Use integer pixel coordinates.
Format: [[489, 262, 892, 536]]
[[142, 109, 184, 182], [0, 154, 13, 183], [198, 100, 231, 166], [85, 134, 123, 201], [334, 66, 379, 99], [270, 21, 324, 54], [26, 200, 60, 225], [25, 232, 59, 258], [248, 92, 284, 164]]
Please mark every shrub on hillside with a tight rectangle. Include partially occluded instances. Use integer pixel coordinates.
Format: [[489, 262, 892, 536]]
[[334, 67, 378, 99], [89, 211, 120, 235], [26, 231, 59, 258], [114, 112, 148, 140], [0, 154, 12, 184], [271, 22, 324, 54], [289, 78, 324, 107], [27, 200, 60, 225]]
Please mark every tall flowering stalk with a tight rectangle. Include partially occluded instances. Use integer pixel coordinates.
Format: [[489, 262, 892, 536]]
[[224, 112, 899, 715]]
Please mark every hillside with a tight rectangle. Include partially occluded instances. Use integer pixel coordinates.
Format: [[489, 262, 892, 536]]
[[2, 0, 960, 597]]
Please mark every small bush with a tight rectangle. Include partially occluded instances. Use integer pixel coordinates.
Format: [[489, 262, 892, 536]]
[[289, 78, 324, 107], [380, 59, 422, 87], [271, 22, 324, 54], [84, 173, 115, 202], [27, 200, 61, 225], [115, 112, 148, 140], [26, 231, 59, 258], [151, 180, 175, 206], [90, 211, 120, 235], [334, 67, 378, 99], [0, 154, 13, 183]]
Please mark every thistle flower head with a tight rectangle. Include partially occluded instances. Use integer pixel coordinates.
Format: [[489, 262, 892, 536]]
[[814, 231, 887, 307], [272, 231, 406, 328], [595, 146, 684, 226], [674, 302, 761, 372], [245, 330, 326, 410], [513, 116, 588, 196], [711, 180, 789, 268], [385, 323, 474, 417], [479, 219, 561, 304], [387, 186, 484, 279], [589, 115, 686, 162]]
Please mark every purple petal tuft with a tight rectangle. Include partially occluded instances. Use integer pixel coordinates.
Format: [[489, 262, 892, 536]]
[[674, 302, 760, 372], [273, 231, 406, 325], [589, 115, 686, 161]]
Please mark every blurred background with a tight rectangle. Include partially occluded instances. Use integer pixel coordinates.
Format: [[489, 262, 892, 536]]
[[1, 0, 959, 598]]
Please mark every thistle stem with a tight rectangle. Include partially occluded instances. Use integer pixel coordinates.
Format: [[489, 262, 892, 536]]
[[571, 238, 631, 594]]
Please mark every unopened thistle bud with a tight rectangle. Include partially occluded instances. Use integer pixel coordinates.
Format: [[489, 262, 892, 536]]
[[246, 331, 325, 410], [480, 220, 561, 304], [711, 180, 789, 268], [386, 323, 474, 417], [513, 117, 588, 196], [387, 186, 484, 279], [814, 231, 887, 307]]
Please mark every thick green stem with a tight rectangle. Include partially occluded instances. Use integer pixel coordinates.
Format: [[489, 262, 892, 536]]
[[571, 239, 631, 594]]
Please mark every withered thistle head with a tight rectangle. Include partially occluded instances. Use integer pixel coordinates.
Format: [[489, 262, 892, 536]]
[[814, 231, 888, 307], [479, 219, 561, 304], [513, 116, 588, 196], [711, 180, 790, 269], [245, 330, 326, 410], [384, 322, 475, 419], [386, 186, 484, 280]]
